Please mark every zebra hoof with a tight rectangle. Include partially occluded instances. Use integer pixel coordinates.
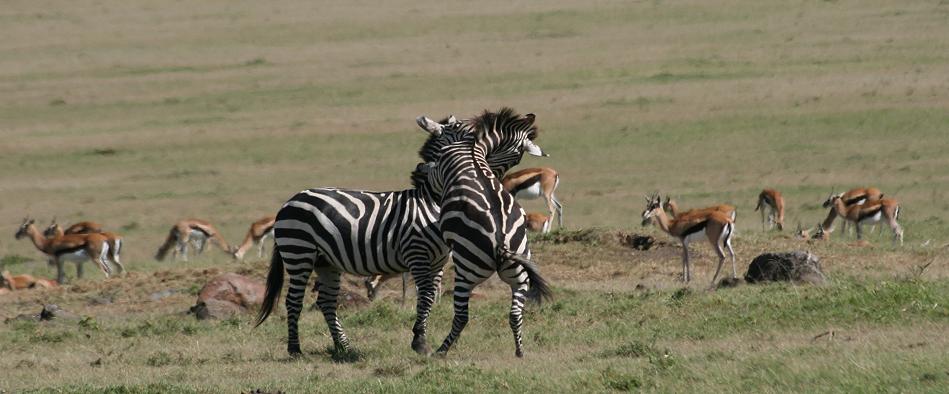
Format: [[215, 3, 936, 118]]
[[411, 338, 430, 355], [515, 349, 524, 358]]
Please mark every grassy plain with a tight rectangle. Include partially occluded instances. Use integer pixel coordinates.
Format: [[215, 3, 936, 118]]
[[1, 0, 948, 392]]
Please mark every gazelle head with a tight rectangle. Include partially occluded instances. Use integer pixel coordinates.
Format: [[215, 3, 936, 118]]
[[43, 219, 61, 238], [15, 218, 35, 239], [641, 193, 663, 226], [821, 190, 843, 208], [813, 223, 828, 240]]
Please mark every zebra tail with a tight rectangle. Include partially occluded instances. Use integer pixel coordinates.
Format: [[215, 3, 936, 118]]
[[500, 248, 553, 304], [255, 248, 284, 327], [154, 227, 177, 261]]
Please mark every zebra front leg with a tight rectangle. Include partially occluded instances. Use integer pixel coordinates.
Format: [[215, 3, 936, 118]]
[[435, 264, 482, 356], [409, 265, 437, 354], [499, 264, 530, 357], [313, 267, 351, 353]]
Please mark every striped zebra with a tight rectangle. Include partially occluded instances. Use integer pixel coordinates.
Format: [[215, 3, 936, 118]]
[[255, 115, 528, 356], [416, 108, 553, 358]]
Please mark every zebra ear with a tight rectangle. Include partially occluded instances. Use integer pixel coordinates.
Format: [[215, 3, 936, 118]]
[[524, 113, 536, 124], [523, 139, 547, 157], [447, 115, 457, 124], [416, 116, 443, 136]]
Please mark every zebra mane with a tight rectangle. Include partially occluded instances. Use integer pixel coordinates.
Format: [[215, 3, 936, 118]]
[[468, 107, 539, 141]]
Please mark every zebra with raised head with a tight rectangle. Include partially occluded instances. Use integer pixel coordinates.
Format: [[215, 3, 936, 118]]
[[415, 107, 553, 358], [255, 115, 531, 356]]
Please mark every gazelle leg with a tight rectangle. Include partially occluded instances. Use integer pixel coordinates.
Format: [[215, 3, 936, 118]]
[[680, 240, 691, 283], [552, 195, 564, 229], [55, 257, 66, 284], [710, 240, 727, 286], [760, 209, 767, 231], [856, 222, 863, 240]]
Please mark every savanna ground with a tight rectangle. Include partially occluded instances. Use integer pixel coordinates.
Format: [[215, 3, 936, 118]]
[[1, 0, 948, 392]]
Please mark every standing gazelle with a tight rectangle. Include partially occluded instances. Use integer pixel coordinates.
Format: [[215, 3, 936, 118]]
[[15, 218, 113, 283], [823, 187, 884, 234], [754, 189, 785, 231], [154, 219, 233, 261], [44, 221, 125, 275], [663, 197, 737, 222], [642, 194, 736, 285], [825, 193, 903, 245], [501, 167, 563, 233], [232, 216, 276, 261]]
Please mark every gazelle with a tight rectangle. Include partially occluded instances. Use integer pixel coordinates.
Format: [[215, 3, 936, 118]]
[[58, 220, 104, 235], [823, 187, 884, 234], [154, 219, 233, 261], [232, 215, 276, 261], [525, 212, 551, 233], [641, 193, 736, 285], [44, 221, 126, 275], [796, 222, 829, 241], [825, 193, 903, 245], [754, 189, 785, 231], [501, 167, 563, 233], [14, 218, 113, 283], [663, 197, 737, 222]]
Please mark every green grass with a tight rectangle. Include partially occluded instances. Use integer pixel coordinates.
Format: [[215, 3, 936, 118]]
[[2, 0, 949, 392]]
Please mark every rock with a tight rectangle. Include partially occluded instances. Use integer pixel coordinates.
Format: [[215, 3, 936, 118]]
[[190, 273, 265, 320], [744, 251, 827, 285], [149, 289, 177, 301]]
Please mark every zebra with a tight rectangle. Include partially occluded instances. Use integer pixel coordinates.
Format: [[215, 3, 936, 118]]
[[415, 107, 553, 358], [255, 115, 529, 356]]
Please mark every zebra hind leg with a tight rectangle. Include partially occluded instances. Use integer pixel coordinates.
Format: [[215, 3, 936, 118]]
[[498, 263, 531, 358], [312, 267, 355, 359], [283, 254, 314, 356]]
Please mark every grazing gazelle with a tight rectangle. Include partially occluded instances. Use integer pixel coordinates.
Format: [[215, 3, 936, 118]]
[[662, 197, 737, 221], [501, 167, 563, 233], [641, 194, 736, 285], [525, 212, 551, 233], [824, 193, 903, 245], [232, 216, 276, 261], [14, 218, 113, 283], [44, 221, 126, 275], [823, 187, 884, 234], [154, 219, 233, 261], [754, 189, 785, 231]]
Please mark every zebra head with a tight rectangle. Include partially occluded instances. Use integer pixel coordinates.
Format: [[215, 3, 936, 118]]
[[417, 108, 546, 176], [470, 108, 546, 173], [416, 115, 463, 163]]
